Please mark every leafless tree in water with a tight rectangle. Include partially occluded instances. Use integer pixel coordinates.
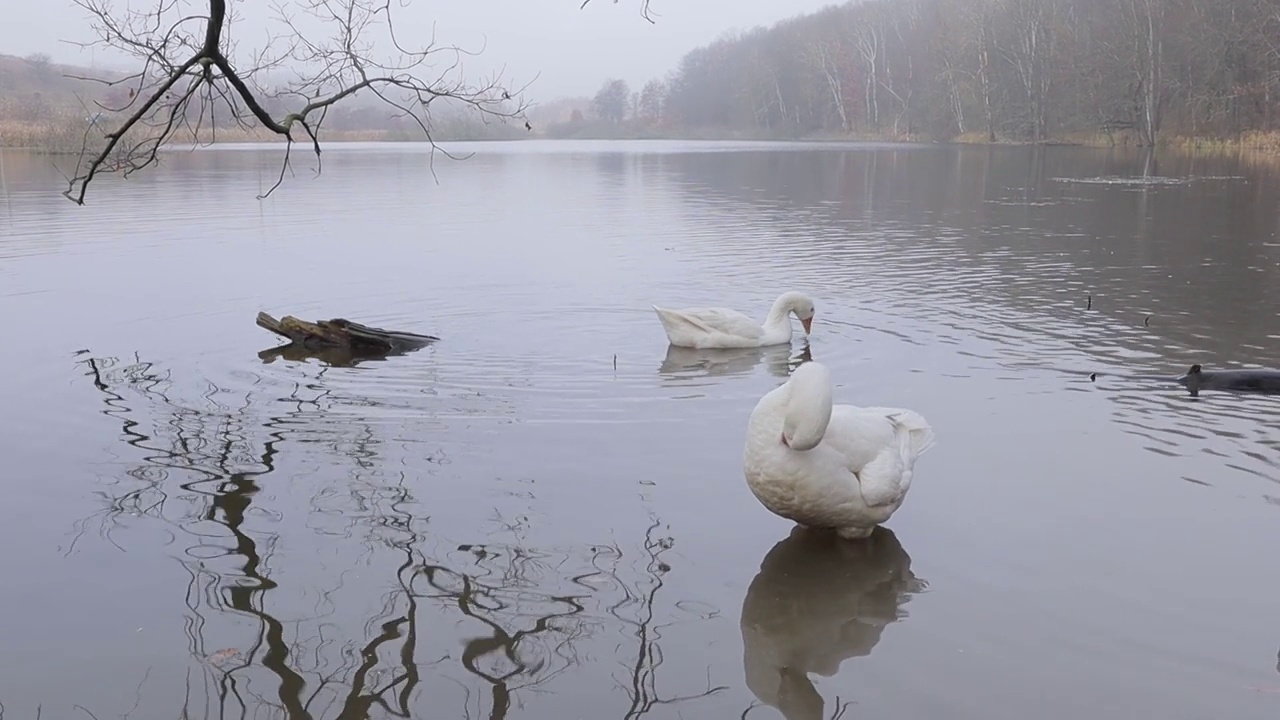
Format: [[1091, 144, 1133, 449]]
[[60, 0, 533, 204]]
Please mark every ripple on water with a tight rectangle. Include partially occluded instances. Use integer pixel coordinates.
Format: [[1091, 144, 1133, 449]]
[[659, 163, 1280, 499], [6, 143, 1280, 718]]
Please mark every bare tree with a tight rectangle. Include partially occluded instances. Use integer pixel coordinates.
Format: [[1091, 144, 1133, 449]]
[[25, 52, 55, 79], [637, 80, 666, 124], [1129, 0, 1165, 145], [855, 19, 884, 130], [61, 0, 534, 205], [581, 0, 657, 23], [809, 41, 851, 132], [593, 79, 631, 123]]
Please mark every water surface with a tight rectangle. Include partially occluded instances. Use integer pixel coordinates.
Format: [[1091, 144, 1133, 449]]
[[2, 140, 1280, 719]]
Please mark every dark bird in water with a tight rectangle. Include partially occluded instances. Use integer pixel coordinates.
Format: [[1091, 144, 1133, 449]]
[[1176, 364, 1280, 397]]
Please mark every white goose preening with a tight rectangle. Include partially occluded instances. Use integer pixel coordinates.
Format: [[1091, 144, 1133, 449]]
[[743, 360, 935, 539], [652, 291, 816, 349]]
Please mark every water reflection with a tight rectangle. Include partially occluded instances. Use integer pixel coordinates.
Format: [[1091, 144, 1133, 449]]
[[257, 341, 420, 369], [70, 352, 722, 719], [657, 146, 1280, 496], [658, 343, 811, 382], [7, 140, 1280, 718], [739, 527, 925, 720]]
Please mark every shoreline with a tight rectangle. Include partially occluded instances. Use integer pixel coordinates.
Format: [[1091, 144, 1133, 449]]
[[8, 125, 1280, 156]]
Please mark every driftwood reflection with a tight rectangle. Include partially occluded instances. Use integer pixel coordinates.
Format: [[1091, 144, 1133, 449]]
[[257, 342, 416, 369], [658, 343, 812, 381], [70, 351, 715, 719], [739, 527, 925, 720]]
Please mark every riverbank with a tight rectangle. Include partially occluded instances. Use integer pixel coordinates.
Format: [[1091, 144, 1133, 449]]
[[9, 116, 1280, 157], [0, 118, 525, 153], [954, 129, 1280, 154], [537, 126, 1280, 156]]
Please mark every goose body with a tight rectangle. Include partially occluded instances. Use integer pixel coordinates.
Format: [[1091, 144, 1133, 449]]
[[653, 292, 816, 349], [743, 361, 935, 539]]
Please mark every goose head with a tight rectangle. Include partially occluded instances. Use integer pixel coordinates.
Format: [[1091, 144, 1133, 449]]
[[769, 292, 817, 336]]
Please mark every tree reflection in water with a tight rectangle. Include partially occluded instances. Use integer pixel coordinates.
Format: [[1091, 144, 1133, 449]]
[[67, 352, 724, 720]]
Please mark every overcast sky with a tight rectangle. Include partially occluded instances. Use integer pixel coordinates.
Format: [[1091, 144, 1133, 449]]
[[0, 0, 841, 99]]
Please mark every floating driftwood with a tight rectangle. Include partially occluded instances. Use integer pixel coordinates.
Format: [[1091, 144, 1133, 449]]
[[256, 312, 438, 367]]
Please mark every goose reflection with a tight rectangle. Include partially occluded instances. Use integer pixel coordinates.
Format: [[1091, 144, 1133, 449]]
[[659, 343, 811, 381], [740, 526, 925, 720]]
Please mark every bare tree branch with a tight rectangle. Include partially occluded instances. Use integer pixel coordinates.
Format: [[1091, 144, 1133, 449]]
[[581, 0, 657, 24], [62, 0, 532, 204]]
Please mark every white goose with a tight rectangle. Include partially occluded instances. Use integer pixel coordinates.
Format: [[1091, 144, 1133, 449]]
[[743, 361, 935, 539], [652, 292, 816, 349]]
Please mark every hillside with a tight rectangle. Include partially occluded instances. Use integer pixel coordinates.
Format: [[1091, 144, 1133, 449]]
[[0, 53, 120, 102], [0, 53, 122, 149], [554, 0, 1280, 150], [0, 51, 528, 150]]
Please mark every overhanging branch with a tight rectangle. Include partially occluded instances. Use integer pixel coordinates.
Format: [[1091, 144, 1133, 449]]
[[62, 0, 531, 205]]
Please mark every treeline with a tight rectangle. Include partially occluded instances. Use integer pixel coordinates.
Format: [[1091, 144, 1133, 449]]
[[0, 52, 526, 150], [557, 0, 1280, 145], [84, 80, 527, 142]]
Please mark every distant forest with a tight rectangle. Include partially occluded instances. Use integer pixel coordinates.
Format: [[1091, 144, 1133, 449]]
[[8, 0, 1280, 151], [0, 53, 528, 151], [551, 0, 1280, 147]]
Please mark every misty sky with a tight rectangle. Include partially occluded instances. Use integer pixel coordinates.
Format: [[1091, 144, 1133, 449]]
[[0, 0, 840, 99]]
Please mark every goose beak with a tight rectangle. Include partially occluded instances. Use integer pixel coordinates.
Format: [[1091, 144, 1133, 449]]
[[801, 317, 813, 334]]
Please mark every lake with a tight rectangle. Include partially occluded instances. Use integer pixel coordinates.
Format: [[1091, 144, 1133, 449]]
[[2, 139, 1279, 719]]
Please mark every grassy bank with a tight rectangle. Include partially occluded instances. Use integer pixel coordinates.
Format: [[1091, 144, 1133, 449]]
[[1, 51, 530, 152], [0, 117, 91, 152], [1160, 130, 1280, 154], [0, 118, 532, 153], [539, 118, 922, 144], [953, 128, 1280, 155], [12, 114, 1280, 157]]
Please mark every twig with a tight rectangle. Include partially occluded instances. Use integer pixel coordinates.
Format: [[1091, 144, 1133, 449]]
[[62, 0, 531, 204], [581, 0, 657, 23]]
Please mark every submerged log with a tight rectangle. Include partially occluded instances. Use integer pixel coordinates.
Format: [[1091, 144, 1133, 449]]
[[256, 312, 438, 365]]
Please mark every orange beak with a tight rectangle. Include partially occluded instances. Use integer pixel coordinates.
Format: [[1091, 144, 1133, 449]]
[[801, 317, 813, 335]]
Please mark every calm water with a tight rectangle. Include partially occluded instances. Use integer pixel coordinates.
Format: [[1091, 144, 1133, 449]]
[[2, 139, 1279, 719]]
